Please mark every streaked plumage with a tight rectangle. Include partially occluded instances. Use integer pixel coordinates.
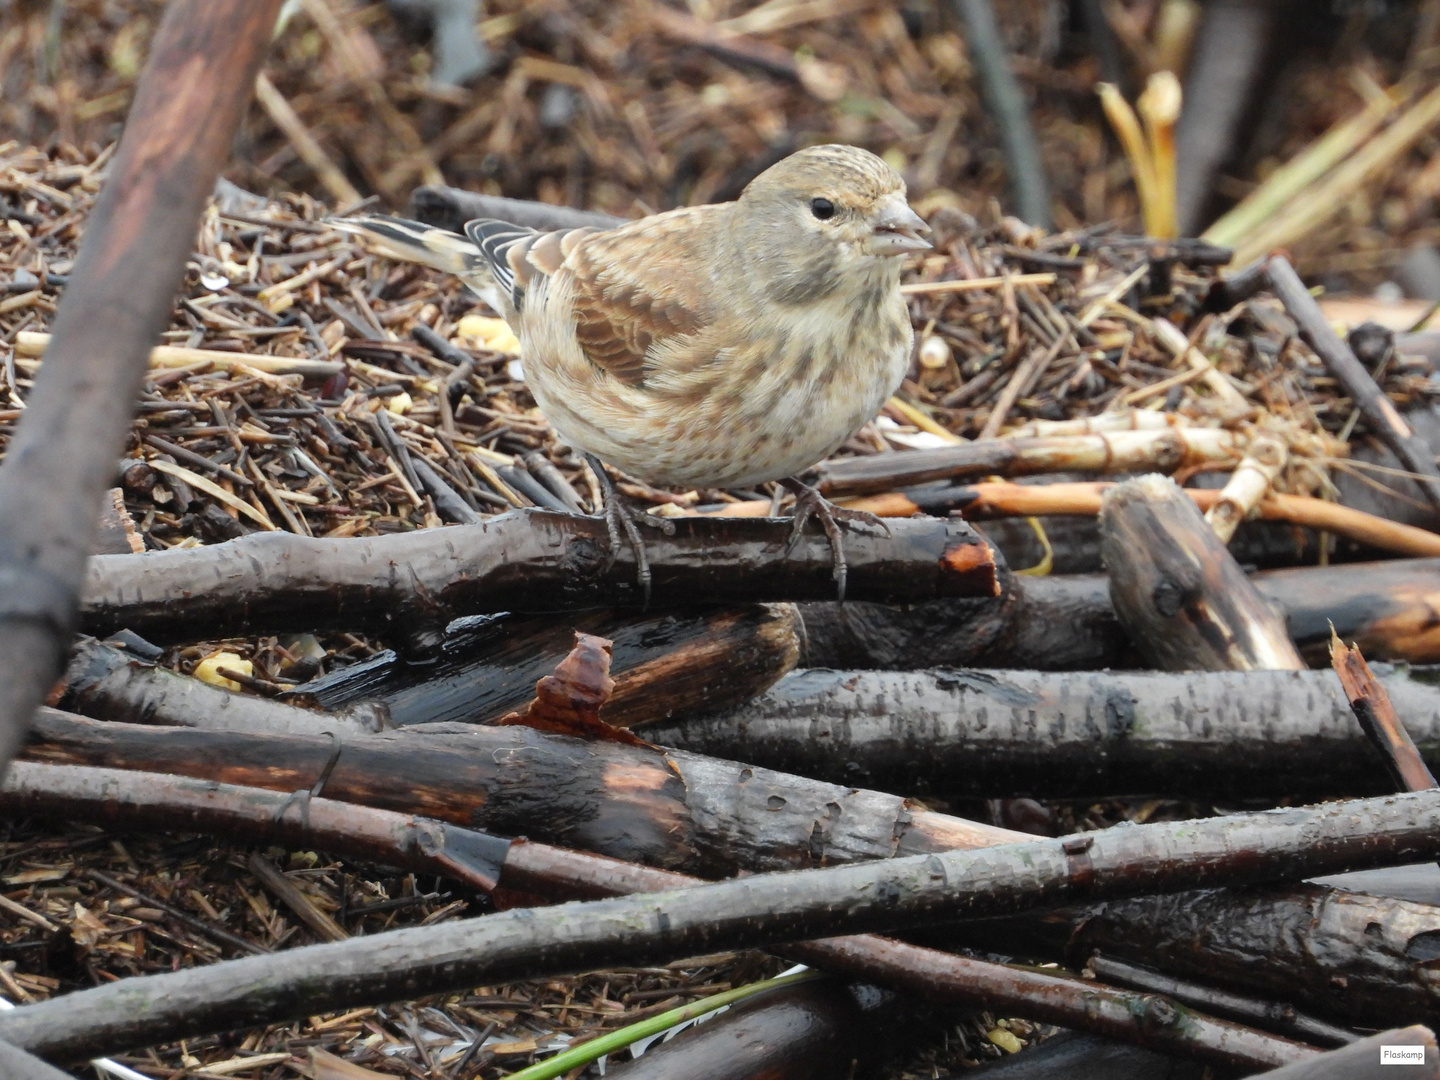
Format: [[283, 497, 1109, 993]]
[[335, 144, 930, 595]]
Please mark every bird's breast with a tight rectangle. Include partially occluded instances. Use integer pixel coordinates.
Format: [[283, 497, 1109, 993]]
[[519, 279, 912, 491]]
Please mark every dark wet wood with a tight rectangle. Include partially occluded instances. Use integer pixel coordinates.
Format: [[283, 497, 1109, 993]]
[[0, 0, 288, 776], [798, 559, 1440, 672], [1332, 636, 1438, 794], [646, 665, 1440, 800], [16, 784, 1438, 1064], [77, 512, 997, 648], [295, 604, 800, 728], [21, 709, 1017, 876], [1099, 475, 1303, 671], [56, 637, 386, 736], [601, 980, 865, 1080]]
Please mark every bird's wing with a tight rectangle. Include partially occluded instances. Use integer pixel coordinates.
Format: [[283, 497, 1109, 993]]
[[470, 208, 719, 387]]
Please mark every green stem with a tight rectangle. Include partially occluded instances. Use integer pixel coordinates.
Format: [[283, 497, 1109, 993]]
[[503, 968, 823, 1080]]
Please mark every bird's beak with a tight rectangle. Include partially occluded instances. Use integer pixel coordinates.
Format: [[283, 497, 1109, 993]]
[[867, 198, 932, 256]]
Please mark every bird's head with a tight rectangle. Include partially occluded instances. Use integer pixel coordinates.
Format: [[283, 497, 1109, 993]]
[[733, 144, 931, 304]]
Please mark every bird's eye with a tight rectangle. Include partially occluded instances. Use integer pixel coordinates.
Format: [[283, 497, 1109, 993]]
[[810, 197, 836, 221]]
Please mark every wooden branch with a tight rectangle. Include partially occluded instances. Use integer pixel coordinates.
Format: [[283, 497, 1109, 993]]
[[21, 708, 1021, 872], [0, 761, 1307, 1072], [0, 760, 1319, 1077], [1100, 475, 1303, 670], [998, 883, 1440, 1030], [57, 637, 387, 736], [1248, 1026, 1437, 1080], [1331, 635, 1439, 793], [12, 785, 1437, 1063], [296, 605, 801, 728], [647, 664, 1440, 800], [0, 0, 287, 778], [1266, 256, 1440, 511], [1088, 955, 1356, 1048], [77, 512, 996, 646], [797, 558, 1440, 673]]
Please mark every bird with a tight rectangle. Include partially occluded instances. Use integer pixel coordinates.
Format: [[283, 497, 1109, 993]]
[[333, 144, 931, 601]]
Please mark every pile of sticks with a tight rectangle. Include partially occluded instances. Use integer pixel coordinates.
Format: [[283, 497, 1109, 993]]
[[11, 4, 1440, 1079]]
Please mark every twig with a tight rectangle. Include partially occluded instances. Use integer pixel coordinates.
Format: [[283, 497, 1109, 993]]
[[1266, 256, 1440, 513], [1331, 633, 1438, 794]]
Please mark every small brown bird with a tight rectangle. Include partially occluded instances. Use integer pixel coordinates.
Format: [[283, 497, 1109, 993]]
[[336, 144, 930, 599]]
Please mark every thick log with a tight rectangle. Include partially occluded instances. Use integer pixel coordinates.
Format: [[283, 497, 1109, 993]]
[[1248, 1026, 1437, 1080], [0, 0, 288, 777], [77, 512, 997, 648], [13, 784, 1439, 1063], [1099, 475, 1303, 671], [20, 709, 1018, 874], [293, 604, 800, 728], [989, 884, 1440, 1029], [0, 761, 1305, 1071], [56, 637, 388, 736], [644, 665, 1440, 800], [797, 558, 1440, 671]]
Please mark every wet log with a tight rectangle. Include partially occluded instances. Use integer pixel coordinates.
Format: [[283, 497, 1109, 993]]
[[600, 979, 868, 1080], [982, 884, 1440, 1030], [0, 0, 288, 777], [0, 760, 1306, 1071], [20, 709, 1440, 1028], [797, 558, 1440, 671], [14, 784, 1438, 1063], [20, 708, 1019, 874], [1248, 1026, 1438, 1080], [1099, 475, 1303, 671], [77, 512, 997, 649], [292, 604, 800, 728], [55, 637, 388, 736], [644, 665, 1440, 800]]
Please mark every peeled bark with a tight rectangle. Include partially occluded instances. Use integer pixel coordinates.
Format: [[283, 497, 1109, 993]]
[[293, 604, 800, 728], [645, 665, 1440, 800]]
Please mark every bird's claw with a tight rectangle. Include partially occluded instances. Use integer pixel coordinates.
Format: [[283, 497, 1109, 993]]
[[780, 478, 886, 602], [588, 453, 670, 606]]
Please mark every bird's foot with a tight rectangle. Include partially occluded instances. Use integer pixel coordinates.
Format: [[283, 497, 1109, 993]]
[[586, 454, 675, 607], [779, 477, 889, 603]]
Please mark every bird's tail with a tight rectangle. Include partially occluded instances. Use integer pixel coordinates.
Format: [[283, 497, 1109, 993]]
[[329, 215, 505, 312]]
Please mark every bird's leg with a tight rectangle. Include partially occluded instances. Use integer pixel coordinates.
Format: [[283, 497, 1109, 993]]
[[585, 453, 674, 607], [779, 476, 890, 602]]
